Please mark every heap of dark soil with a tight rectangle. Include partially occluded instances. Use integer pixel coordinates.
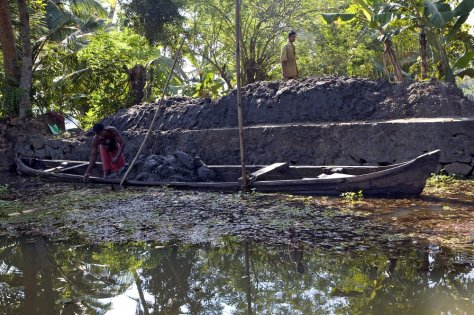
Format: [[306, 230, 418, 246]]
[[124, 150, 216, 182], [2, 77, 474, 171], [103, 76, 474, 131]]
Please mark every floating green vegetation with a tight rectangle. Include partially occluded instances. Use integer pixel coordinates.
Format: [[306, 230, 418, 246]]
[[0, 185, 19, 218], [427, 172, 455, 187], [0, 184, 9, 199], [2, 186, 144, 222], [341, 190, 364, 203]]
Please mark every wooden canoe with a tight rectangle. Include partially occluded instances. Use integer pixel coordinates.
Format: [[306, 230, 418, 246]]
[[14, 150, 440, 197]]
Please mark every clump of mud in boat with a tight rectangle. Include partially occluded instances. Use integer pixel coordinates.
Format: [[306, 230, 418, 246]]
[[124, 151, 217, 182]]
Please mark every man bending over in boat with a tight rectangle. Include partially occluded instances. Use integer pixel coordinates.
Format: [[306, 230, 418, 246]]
[[84, 123, 126, 181]]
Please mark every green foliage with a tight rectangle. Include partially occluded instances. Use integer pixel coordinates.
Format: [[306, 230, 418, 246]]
[[0, 84, 21, 117], [76, 29, 162, 127], [423, 0, 454, 28], [181, 65, 227, 98], [0, 184, 15, 218], [0, 184, 9, 199], [187, 0, 314, 86], [121, 0, 185, 45], [299, 15, 383, 78], [397, 0, 474, 81], [3, 0, 474, 122], [427, 172, 455, 187], [321, 0, 474, 83], [341, 190, 364, 202]]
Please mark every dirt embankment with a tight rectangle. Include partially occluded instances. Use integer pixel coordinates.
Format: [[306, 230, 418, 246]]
[[103, 76, 474, 131], [1, 77, 474, 173]]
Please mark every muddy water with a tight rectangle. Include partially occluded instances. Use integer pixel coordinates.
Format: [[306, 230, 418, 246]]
[[0, 237, 473, 315], [0, 176, 474, 314]]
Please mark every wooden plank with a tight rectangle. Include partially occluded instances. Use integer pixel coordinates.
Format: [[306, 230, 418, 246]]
[[251, 162, 289, 178], [245, 162, 289, 184], [35, 159, 90, 164], [44, 166, 64, 172], [45, 162, 69, 172], [54, 162, 89, 173]]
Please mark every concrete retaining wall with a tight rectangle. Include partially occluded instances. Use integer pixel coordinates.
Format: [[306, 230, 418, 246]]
[[11, 117, 474, 177]]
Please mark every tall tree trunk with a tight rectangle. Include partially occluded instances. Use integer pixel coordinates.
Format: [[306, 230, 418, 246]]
[[133, 270, 150, 315], [18, 0, 33, 118], [22, 241, 39, 314], [419, 27, 428, 80], [128, 64, 147, 105], [384, 39, 404, 83], [37, 238, 54, 314], [244, 242, 253, 315], [216, 64, 233, 90], [244, 58, 256, 84], [0, 0, 20, 84], [438, 43, 455, 84]]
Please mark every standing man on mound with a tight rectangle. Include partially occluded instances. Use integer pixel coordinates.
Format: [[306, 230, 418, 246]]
[[280, 30, 298, 80], [84, 123, 126, 181]]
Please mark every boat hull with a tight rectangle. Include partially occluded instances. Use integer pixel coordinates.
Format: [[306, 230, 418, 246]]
[[15, 150, 440, 197]]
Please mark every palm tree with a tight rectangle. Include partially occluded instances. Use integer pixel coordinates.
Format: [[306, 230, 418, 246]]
[[0, 0, 108, 117]]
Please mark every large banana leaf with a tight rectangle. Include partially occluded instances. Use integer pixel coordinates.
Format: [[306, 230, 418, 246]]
[[453, 51, 474, 71], [453, 0, 474, 17], [354, 0, 374, 21], [373, 12, 397, 28], [446, 13, 469, 40], [423, 0, 454, 27], [455, 68, 474, 78]]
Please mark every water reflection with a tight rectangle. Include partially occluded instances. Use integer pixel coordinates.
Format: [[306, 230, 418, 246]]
[[0, 237, 473, 314]]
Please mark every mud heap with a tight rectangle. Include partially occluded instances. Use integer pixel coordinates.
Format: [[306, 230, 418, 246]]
[[103, 76, 474, 131], [124, 151, 216, 182], [2, 77, 474, 176]]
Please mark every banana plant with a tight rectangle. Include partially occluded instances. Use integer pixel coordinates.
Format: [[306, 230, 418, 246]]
[[397, 0, 474, 82], [424, 0, 474, 82], [322, 0, 405, 82]]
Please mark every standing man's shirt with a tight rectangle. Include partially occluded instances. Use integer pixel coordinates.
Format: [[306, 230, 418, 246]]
[[281, 41, 298, 79]]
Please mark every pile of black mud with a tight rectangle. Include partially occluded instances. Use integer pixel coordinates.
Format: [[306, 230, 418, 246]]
[[121, 150, 216, 182], [103, 76, 474, 131]]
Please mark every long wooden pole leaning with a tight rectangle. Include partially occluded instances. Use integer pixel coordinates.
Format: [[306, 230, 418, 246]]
[[119, 37, 186, 188], [236, 0, 248, 191]]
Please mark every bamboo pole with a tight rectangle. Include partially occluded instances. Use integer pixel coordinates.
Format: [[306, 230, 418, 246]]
[[236, 0, 248, 191], [119, 36, 186, 187]]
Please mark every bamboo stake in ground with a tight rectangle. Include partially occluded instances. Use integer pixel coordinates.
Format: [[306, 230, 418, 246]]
[[235, 0, 248, 191], [119, 37, 186, 188]]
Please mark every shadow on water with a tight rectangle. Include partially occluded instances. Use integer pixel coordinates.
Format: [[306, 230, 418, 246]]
[[1, 237, 473, 315]]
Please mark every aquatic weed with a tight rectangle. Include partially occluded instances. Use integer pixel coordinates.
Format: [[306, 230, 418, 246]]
[[0, 199, 23, 217], [427, 172, 454, 187], [0, 184, 9, 199], [341, 190, 364, 203]]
